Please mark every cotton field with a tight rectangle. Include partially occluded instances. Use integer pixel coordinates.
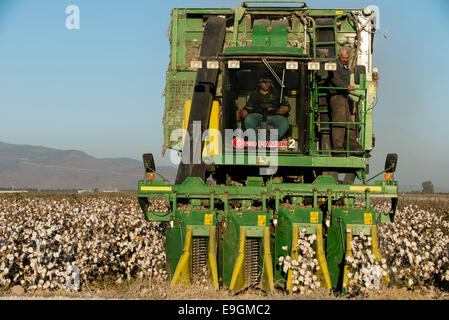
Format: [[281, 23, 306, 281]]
[[376, 197, 449, 289], [0, 192, 448, 298], [0, 193, 167, 292]]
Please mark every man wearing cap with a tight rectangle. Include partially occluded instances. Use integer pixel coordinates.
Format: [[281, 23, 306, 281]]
[[238, 77, 290, 139]]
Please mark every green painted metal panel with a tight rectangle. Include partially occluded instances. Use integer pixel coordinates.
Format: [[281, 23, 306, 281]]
[[326, 224, 344, 287], [270, 23, 288, 47], [212, 153, 366, 168], [274, 207, 322, 284], [137, 177, 398, 204], [220, 210, 269, 287], [252, 22, 270, 46], [326, 207, 381, 288], [165, 208, 216, 278], [164, 71, 195, 150], [223, 46, 304, 55], [166, 222, 184, 279]]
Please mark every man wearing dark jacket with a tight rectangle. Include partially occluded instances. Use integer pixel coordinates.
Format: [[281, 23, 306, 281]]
[[239, 77, 290, 139], [329, 47, 362, 156]]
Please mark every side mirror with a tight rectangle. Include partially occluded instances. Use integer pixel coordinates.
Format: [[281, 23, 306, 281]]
[[143, 153, 156, 172], [354, 65, 366, 86], [384, 153, 398, 173]]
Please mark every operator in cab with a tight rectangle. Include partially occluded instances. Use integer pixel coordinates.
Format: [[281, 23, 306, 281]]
[[238, 77, 290, 139]]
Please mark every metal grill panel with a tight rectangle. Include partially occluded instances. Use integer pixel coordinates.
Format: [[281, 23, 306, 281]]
[[244, 237, 261, 287], [192, 236, 208, 278]]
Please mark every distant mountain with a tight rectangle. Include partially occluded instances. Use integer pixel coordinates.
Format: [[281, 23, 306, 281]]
[[0, 141, 177, 190]]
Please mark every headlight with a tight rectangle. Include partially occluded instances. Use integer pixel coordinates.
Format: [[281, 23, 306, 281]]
[[207, 61, 219, 69], [324, 62, 337, 71], [190, 60, 202, 69], [307, 62, 320, 70], [227, 60, 240, 69], [286, 61, 298, 70]]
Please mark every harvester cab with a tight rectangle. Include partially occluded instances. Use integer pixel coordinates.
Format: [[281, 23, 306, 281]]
[[137, 1, 399, 294]]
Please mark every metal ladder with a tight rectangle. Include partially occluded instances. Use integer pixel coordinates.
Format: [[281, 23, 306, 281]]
[[313, 16, 338, 59]]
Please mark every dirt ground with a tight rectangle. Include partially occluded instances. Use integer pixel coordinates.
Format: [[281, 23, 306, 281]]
[[1, 279, 448, 300]]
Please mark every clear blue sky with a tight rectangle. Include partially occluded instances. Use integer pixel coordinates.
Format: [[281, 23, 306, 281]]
[[0, 0, 448, 191]]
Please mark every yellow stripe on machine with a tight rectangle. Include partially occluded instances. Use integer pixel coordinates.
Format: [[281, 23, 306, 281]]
[[349, 186, 382, 192], [229, 227, 246, 294], [261, 227, 274, 293], [342, 225, 353, 294], [171, 226, 193, 288], [287, 224, 299, 293], [183, 100, 221, 157], [140, 186, 172, 192], [370, 225, 390, 285], [208, 227, 219, 290], [316, 225, 332, 290]]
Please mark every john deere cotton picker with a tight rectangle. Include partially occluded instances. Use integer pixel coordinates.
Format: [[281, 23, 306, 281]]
[[137, 1, 398, 294]]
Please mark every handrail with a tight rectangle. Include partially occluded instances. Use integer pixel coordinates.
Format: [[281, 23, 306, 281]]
[[242, 1, 308, 8], [310, 82, 368, 158]]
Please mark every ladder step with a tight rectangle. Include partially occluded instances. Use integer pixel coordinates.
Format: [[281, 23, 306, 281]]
[[315, 25, 335, 28], [316, 41, 336, 45]]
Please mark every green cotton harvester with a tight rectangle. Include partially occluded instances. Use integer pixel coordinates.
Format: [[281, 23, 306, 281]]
[[137, 1, 399, 294]]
